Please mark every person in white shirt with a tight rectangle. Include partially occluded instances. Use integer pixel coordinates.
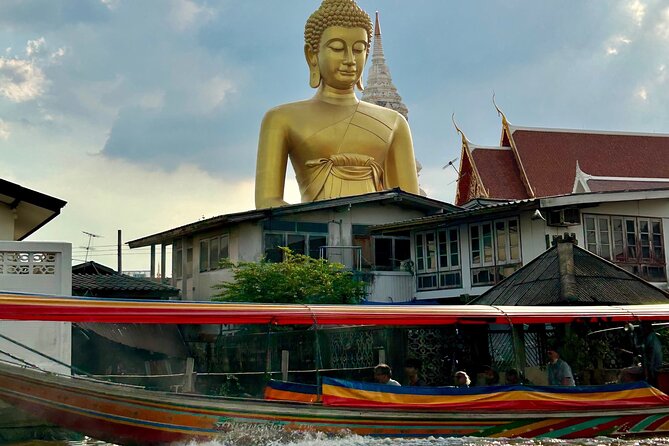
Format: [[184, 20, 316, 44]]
[[374, 363, 401, 386]]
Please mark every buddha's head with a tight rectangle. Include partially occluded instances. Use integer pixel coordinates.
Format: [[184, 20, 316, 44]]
[[304, 0, 373, 91]]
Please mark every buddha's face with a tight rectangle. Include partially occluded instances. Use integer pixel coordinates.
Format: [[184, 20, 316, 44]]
[[312, 26, 368, 90]]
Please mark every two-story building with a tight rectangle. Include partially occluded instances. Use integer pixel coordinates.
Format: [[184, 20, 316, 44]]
[[128, 190, 457, 302]]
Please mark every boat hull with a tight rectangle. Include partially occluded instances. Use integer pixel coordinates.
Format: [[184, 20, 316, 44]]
[[1, 362, 669, 445]]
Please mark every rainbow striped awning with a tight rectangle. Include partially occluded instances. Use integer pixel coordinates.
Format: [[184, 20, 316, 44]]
[[322, 378, 669, 411]]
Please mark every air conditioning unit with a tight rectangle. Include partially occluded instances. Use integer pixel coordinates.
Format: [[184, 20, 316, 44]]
[[547, 208, 581, 227]]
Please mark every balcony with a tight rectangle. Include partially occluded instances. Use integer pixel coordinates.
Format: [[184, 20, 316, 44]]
[[0, 241, 72, 374]]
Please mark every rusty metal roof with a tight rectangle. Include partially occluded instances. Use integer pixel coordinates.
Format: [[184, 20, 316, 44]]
[[470, 244, 669, 306]]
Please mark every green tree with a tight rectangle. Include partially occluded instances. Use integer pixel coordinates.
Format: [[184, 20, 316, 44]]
[[213, 248, 366, 304]]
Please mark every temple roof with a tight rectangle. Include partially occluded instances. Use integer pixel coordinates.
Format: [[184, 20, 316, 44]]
[[509, 126, 669, 197], [456, 118, 669, 204], [361, 12, 408, 119]]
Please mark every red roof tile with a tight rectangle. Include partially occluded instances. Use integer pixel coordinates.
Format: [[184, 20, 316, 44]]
[[511, 129, 669, 197], [471, 148, 529, 200]]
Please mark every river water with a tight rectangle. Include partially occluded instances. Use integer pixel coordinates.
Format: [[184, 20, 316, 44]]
[[10, 435, 669, 446]]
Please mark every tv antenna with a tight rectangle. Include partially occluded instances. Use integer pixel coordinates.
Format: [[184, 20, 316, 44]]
[[81, 231, 102, 262]]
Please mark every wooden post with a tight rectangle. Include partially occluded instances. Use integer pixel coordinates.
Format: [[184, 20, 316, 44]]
[[117, 229, 122, 273], [182, 357, 195, 393], [378, 348, 386, 364], [160, 243, 167, 281], [150, 245, 156, 279], [281, 350, 289, 381]]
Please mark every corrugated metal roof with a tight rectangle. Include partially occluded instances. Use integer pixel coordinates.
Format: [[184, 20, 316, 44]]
[[72, 274, 179, 293], [470, 244, 669, 306], [129, 189, 459, 248]]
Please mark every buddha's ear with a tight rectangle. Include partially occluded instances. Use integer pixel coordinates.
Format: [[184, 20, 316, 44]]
[[356, 76, 364, 92], [304, 44, 321, 89]]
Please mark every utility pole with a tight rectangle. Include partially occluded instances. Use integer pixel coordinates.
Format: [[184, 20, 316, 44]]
[[117, 229, 122, 274]]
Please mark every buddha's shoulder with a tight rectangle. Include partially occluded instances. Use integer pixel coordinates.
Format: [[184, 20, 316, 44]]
[[264, 100, 314, 116], [357, 101, 405, 127]]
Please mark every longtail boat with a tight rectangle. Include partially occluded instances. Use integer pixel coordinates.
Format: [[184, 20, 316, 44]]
[[2, 291, 669, 444]]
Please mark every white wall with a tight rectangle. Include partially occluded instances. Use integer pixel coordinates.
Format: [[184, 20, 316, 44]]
[[0, 206, 15, 240], [0, 241, 72, 374]]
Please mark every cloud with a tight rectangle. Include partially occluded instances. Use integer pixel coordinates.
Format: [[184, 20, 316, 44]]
[[25, 37, 46, 58], [0, 0, 111, 30], [169, 0, 214, 31], [656, 7, 669, 39], [605, 35, 632, 56], [636, 86, 649, 101], [0, 57, 46, 102], [0, 120, 10, 140], [628, 0, 647, 26]]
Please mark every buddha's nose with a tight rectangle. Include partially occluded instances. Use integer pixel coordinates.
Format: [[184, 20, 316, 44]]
[[343, 49, 355, 65]]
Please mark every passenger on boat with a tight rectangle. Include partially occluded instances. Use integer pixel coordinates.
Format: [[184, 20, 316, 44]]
[[403, 358, 425, 386], [641, 322, 663, 386], [480, 365, 499, 385], [374, 364, 401, 386], [547, 348, 575, 386], [505, 369, 521, 385], [454, 371, 471, 388]]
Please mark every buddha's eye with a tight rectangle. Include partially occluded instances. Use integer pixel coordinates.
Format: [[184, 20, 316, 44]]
[[328, 41, 345, 52], [352, 43, 366, 54]]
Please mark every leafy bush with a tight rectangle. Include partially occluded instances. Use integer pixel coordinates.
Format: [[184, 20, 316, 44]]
[[213, 248, 366, 304]]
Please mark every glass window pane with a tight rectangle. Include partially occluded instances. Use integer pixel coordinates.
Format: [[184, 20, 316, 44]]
[[425, 232, 437, 271], [374, 238, 393, 270], [496, 221, 507, 263], [395, 239, 411, 269], [482, 223, 493, 264], [265, 233, 284, 263], [199, 240, 209, 272], [470, 225, 481, 266], [209, 238, 219, 270], [449, 228, 459, 267], [612, 218, 624, 262], [508, 219, 520, 261], [309, 235, 327, 259], [287, 234, 306, 255], [585, 216, 596, 231], [438, 230, 449, 268], [220, 235, 230, 259], [416, 234, 425, 272], [598, 217, 611, 260]]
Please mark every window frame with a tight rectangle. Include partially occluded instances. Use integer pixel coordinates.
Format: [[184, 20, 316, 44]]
[[415, 227, 462, 291], [198, 234, 230, 273], [262, 230, 328, 263], [469, 217, 522, 287], [583, 214, 666, 281], [371, 235, 411, 271]]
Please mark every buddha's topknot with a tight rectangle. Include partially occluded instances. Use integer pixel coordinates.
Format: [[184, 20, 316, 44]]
[[304, 0, 373, 53]]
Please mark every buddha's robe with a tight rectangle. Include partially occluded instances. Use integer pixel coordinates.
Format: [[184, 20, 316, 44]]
[[294, 102, 397, 202]]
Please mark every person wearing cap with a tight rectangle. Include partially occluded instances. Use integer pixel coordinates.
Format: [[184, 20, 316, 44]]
[[547, 348, 575, 386]]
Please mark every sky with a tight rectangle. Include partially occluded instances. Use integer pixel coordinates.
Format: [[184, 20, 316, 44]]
[[1, 0, 668, 270]]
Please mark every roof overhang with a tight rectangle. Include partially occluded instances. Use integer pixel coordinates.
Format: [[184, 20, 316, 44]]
[[0, 179, 67, 240], [540, 188, 669, 208]]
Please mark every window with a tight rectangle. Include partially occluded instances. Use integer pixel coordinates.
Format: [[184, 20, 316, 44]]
[[263, 231, 327, 263], [415, 228, 461, 291], [470, 218, 522, 287], [373, 236, 410, 270], [584, 214, 665, 282], [199, 234, 230, 272]]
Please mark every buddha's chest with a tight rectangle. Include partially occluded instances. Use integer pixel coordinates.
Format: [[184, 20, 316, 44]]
[[287, 110, 395, 164]]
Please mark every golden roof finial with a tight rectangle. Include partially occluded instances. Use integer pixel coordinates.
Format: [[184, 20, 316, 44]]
[[452, 113, 469, 146], [492, 92, 508, 127]]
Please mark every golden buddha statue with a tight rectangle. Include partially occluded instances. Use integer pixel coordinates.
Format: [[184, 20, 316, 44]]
[[254, 0, 419, 209]]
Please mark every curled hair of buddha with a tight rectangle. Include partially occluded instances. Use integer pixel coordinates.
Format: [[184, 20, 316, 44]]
[[304, 0, 373, 54]]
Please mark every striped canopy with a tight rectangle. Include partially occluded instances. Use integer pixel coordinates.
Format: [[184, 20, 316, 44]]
[[2, 292, 669, 325]]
